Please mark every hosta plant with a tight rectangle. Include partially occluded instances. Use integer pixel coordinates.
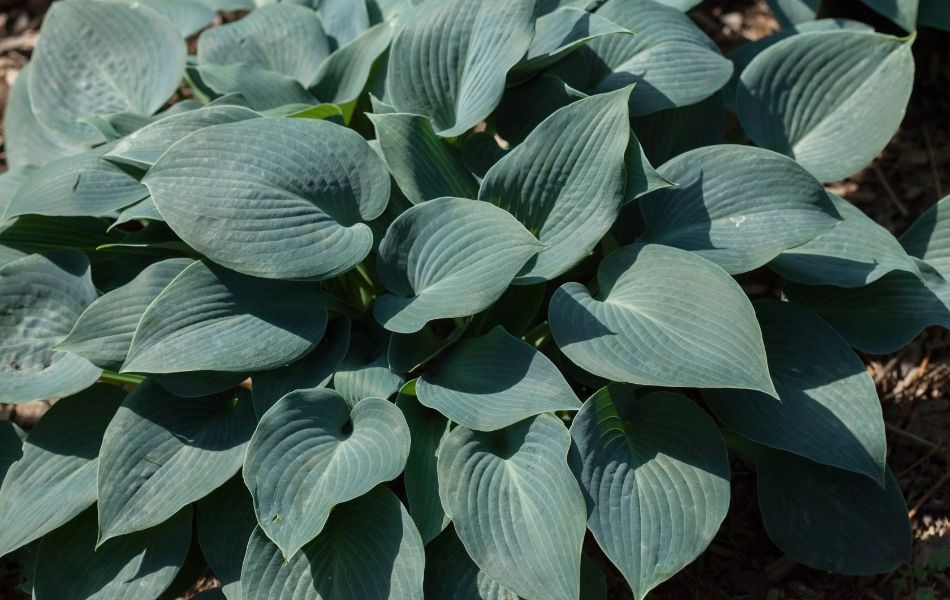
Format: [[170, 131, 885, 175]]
[[0, 0, 947, 598]]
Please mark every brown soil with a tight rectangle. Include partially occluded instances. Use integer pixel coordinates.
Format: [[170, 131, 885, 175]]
[[1, 1, 947, 599]]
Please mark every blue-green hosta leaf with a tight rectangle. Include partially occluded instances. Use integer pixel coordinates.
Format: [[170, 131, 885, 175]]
[[580, 0, 732, 116], [333, 333, 406, 405], [705, 300, 886, 482], [493, 74, 586, 146], [369, 113, 479, 205], [116, 0, 216, 36], [310, 20, 394, 113], [33, 506, 192, 600], [3, 65, 85, 169], [919, 0, 950, 30], [3, 145, 149, 221], [374, 197, 542, 333], [114, 197, 164, 226], [550, 243, 776, 395], [510, 8, 632, 80], [0, 421, 22, 485], [569, 386, 730, 600], [766, 0, 819, 26], [397, 386, 452, 544], [251, 317, 351, 417], [724, 20, 874, 108], [188, 64, 318, 111], [197, 4, 331, 87], [387, 319, 467, 374], [639, 145, 838, 274], [438, 413, 587, 600], [145, 118, 389, 280], [901, 195, 950, 279], [97, 381, 256, 542], [467, 283, 546, 338], [317, 0, 370, 49], [630, 91, 724, 166], [241, 486, 424, 600], [105, 106, 261, 171], [244, 389, 410, 558], [417, 326, 580, 431], [862, 0, 918, 31], [652, 0, 701, 8], [152, 370, 249, 398], [771, 193, 920, 287], [28, 0, 186, 145], [0, 384, 124, 556], [736, 31, 914, 183], [480, 88, 631, 283], [756, 449, 911, 575], [57, 258, 193, 370], [198, 476, 258, 600], [784, 264, 950, 354], [386, 0, 535, 137], [122, 261, 328, 373], [0, 251, 102, 403], [0, 168, 34, 223]]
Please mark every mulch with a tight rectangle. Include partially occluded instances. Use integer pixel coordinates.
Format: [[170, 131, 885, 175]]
[[0, 1, 947, 599]]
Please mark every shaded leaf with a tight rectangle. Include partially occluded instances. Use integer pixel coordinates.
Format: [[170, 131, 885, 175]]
[[901, 195, 950, 279], [198, 475, 258, 600]]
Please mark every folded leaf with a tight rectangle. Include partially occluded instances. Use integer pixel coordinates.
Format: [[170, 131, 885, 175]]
[[736, 31, 914, 182], [901, 195, 950, 279], [122, 261, 328, 373], [374, 197, 542, 333], [310, 20, 394, 111], [569, 386, 730, 600], [244, 390, 410, 558], [438, 413, 587, 600], [333, 332, 406, 405], [639, 144, 839, 274], [549, 243, 776, 395]]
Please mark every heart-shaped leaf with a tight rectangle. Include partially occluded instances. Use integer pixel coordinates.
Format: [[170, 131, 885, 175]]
[[771, 193, 920, 287], [0, 251, 102, 403], [438, 413, 587, 600], [705, 300, 886, 482], [197, 4, 331, 87], [58, 258, 193, 370], [241, 486, 424, 600], [479, 87, 631, 283], [549, 243, 776, 395], [369, 113, 478, 205], [198, 476, 258, 600], [638, 144, 839, 274], [374, 197, 542, 333], [901, 195, 950, 279], [97, 381, 256, 542], [417, 326, 580, 431], [569, 385, 730, 600], [122, 260, 328, 374], [33, 506, 192, 600], [386, 0, 535, 137], [28, 0, 186, 145], [736, 31, 914, 182], [145, 117, 390, 280], [0, 384, 124, 556], [756, 448, 911, 575], [244, 389, 410, 558]]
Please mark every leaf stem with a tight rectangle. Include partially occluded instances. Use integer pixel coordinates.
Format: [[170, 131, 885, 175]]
[[99, 370, 145, 386]]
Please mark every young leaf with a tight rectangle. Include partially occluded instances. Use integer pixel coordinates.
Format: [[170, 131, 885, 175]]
[[480, 87, 631, 284], [241, 487, 424, 600], [386, 0, 535, 136], [416, 326, 581, 431], [373, 197, 542, 333], [369, 113, 479, 204], [0, 251, 102, 403], [397, 387, 452, 544], [28, 0, 186, 145], [198, 475, 258, 600], [33, 506, 192, 600], [244, 389, 410, 559], [97, 381, 256, 542], [901, 195, 950, 279], [549, 243, 776, 395], [438, 414, 587, 600], [569, 386, 730, 600], [736, 31, 915, 182], [705, 300, 887, 482], [756, 449, 911, 575], [639, 145, 839, 274], [0, 384, 124, 556], [122, 261, 328, 374], [145, 118, 390, 280]]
